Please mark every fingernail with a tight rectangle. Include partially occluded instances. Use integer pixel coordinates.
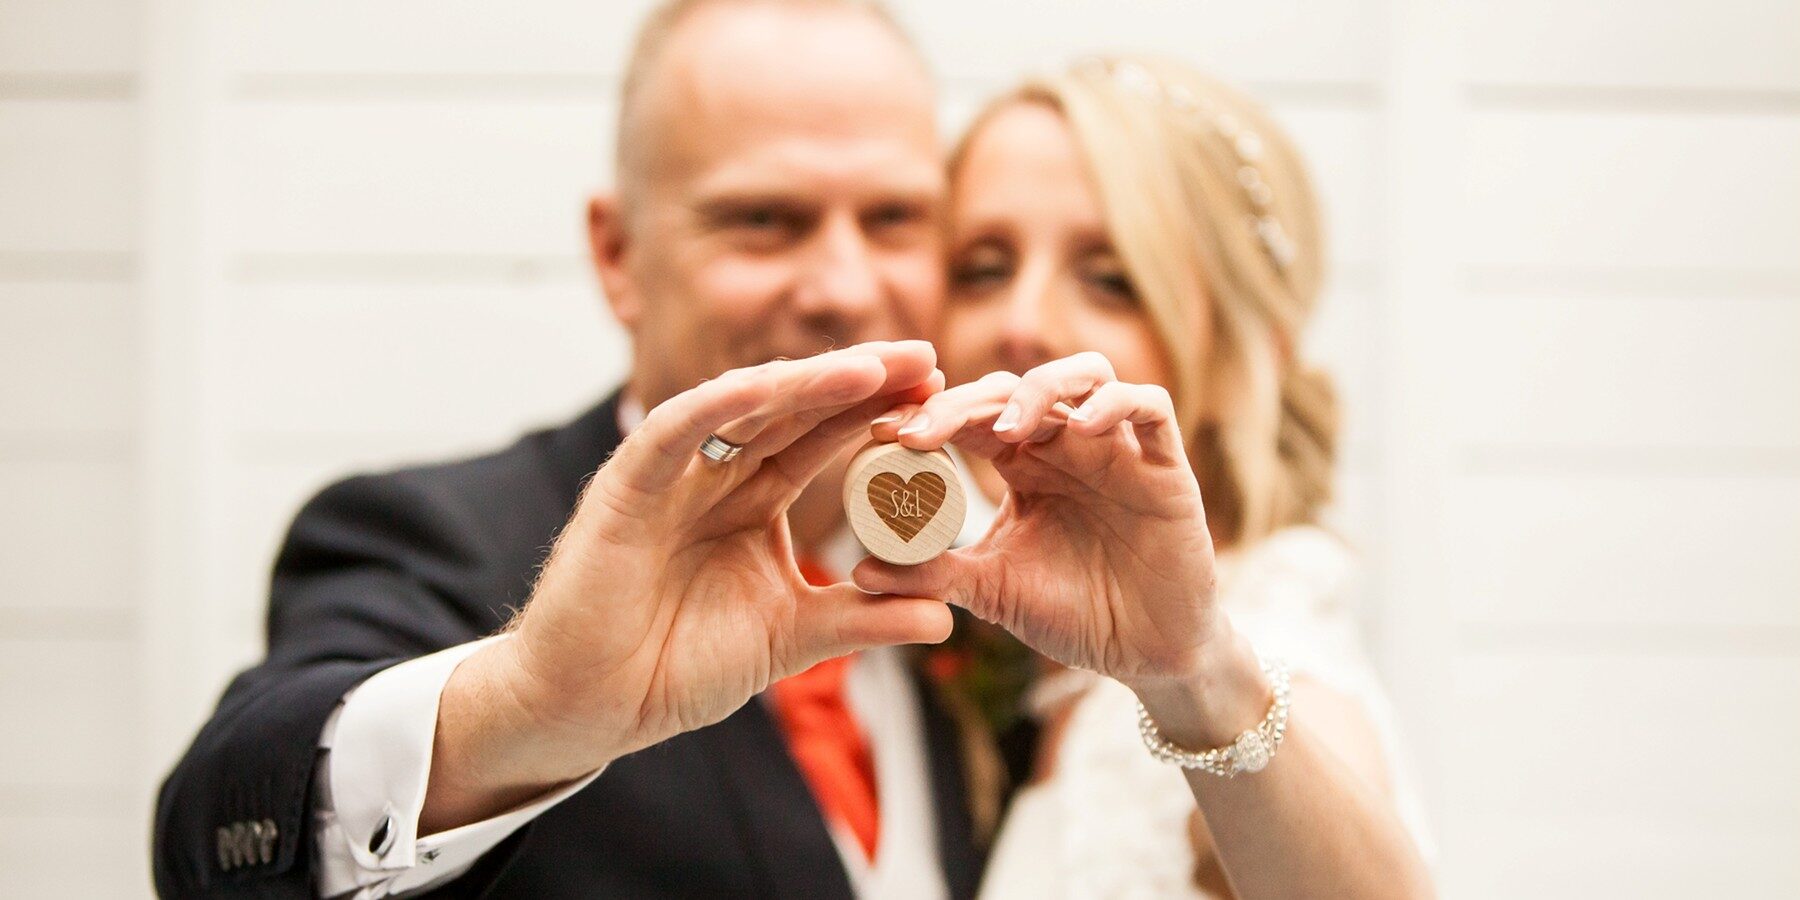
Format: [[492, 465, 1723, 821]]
[[872, 414, 902, 425], [1069, 400, 1094, 422], [993, 403, 1022, 432], [897, 415, 931, 436]]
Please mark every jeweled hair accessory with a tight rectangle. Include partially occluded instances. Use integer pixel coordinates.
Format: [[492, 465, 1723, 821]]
[[1081, 58, 1297, 273]]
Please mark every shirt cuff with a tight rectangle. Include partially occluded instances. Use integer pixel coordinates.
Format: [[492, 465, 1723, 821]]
[[315, 634, 604, 897]]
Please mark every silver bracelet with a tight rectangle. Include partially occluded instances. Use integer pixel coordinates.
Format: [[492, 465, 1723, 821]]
[[1136, 658, 1291, 777]]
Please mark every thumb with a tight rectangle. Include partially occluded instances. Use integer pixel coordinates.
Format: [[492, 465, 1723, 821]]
[[788, 583, 954, 669], [851, 550, 994, 621]]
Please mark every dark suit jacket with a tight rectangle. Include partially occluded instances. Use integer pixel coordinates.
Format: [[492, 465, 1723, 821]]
[[153, 391, 987, 898]]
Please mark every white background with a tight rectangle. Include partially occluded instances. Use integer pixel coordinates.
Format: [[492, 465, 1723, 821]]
[[2, 0, 1797, 895]]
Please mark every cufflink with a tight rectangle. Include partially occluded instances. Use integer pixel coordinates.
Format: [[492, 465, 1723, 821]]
[[368, 807, 397, 857]]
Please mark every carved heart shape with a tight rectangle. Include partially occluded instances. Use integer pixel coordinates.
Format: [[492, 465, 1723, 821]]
[[867, 471, 946, 542]]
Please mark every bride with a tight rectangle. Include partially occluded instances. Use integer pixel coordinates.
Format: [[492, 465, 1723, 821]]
[[855, 56, 1434, 898]]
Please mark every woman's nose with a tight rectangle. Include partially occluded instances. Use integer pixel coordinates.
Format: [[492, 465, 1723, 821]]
[[994, 267, 1066, 370]]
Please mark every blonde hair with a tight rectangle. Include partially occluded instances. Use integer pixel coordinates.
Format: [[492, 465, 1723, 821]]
[[952, 57, 1339, 547]]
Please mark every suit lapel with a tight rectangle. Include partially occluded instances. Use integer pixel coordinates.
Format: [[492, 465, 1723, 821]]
[[540, 389, 625, 513], [544, 393, 986, 897], [693, 698, 857, 900]]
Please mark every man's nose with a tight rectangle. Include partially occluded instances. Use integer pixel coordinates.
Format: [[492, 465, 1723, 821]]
[[793, 214, 882, 317]]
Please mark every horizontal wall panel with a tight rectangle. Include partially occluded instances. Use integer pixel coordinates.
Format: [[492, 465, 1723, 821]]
[[1445, 813, 1800, 898], [1462, 0, 1800, 92], [220, 0, 654, 79], [1308, 285, 1380, 460], [1457, 293, 1800, 450], [0, 284, 136, 434], [1465, 109, 1800, 272], [0, 0, 139, 76], [225, 284, 628, 438], [0, 639, 136, 789], [1322, 463, 1381, 543], [0, 809, 143, 897], [1451, 653, 1800, 820], [1449, 470, 1800, 630], [223, 100, 611, 257], [0, 100, 137, 253], [899, 0, 1380, 86], [1447, 653, 1800, 894], [1318, 464, 1386, 634], [216, 0, 1380, 89], [0, 459, 135, 616]]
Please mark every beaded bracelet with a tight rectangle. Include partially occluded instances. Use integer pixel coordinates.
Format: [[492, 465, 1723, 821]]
[[1136, 658, 1290, 777]]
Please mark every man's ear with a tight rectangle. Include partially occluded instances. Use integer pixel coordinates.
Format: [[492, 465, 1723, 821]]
[[588, 192, 641, 328]]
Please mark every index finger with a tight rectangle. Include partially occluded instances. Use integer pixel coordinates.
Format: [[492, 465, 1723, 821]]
[[605, 342, 933, 496], [993, 351, 1116, 442], [714, 340, 939, 453]]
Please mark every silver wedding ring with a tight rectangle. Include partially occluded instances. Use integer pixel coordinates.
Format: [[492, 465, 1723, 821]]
[[698, 433, 744, 463]]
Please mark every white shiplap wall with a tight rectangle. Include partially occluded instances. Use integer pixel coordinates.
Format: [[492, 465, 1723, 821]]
[[1, 0, 1795, 895], [1, 0, 146, 895], [1446, 1, 1800, 894]]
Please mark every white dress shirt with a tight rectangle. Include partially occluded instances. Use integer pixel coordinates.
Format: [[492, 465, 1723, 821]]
[[310, 397, 984, 899]]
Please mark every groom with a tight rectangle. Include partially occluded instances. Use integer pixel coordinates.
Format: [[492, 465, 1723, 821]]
[[153, 1, 991, 897]]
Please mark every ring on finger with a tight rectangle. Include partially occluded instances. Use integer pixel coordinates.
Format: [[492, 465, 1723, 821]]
[[698, 433, 745, 463]]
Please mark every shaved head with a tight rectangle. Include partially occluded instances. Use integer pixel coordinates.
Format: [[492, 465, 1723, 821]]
[[615, 0, 934, 217], [585, 0, 943, 415]]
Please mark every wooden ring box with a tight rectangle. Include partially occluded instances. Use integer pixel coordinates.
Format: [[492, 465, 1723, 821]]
[[843, 443, 966, 565]]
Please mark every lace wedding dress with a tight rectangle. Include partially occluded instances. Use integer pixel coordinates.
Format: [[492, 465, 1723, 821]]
[[976, 526, 1434, 898]]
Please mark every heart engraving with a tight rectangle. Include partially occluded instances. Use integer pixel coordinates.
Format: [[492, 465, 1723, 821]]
[[867, 471, 946, 542]]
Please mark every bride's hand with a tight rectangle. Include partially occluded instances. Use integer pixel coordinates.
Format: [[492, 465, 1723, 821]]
[[852, 352, 1229, 688]]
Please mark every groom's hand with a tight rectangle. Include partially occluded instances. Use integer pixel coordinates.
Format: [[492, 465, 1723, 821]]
[[423, 341, 952, 831]]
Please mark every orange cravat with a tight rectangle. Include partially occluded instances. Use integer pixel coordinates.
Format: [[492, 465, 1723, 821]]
[[768, 556, 881, 861]]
